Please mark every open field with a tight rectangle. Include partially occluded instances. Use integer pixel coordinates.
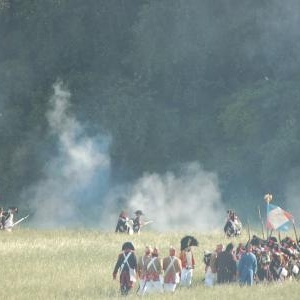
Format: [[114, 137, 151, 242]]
[[1, 228, 300, 300]]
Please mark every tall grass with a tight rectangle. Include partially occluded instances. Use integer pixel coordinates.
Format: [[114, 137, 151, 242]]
[[1, 228, 300, 299]]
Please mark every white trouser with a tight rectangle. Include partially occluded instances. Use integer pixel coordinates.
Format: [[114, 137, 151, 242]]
[[143, 280, 164, 294], [164, 283, 177, 293], [137, 279, 146, 296], [204, 267, 217, 287], [180, 268, 193, 286]]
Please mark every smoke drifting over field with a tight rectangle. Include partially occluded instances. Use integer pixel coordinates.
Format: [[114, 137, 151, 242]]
[[23, 82, 224, 231], [22, 81, 110, 228], [100, 163, 225, 232], [98, 163, 225, 231], [126, 163, 225, 231]]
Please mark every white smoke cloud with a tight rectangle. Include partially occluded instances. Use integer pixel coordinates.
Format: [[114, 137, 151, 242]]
[[101, 162, 225, 232], [23, 82, 225, 231], [24, 80, 110, 228]]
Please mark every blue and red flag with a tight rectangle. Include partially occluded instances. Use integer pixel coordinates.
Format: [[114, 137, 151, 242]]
[[266, 204, 294, 232]]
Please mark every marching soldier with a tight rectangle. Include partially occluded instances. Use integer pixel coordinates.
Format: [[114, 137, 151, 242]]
[[143, 247, 163, 294], [113, 242, 137, 295], [179, 236, 198, 287], [136, 245, 152, 295], [162, 246, 182, 293]]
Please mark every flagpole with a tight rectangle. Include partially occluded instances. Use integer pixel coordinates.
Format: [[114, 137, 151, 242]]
[[247, 218, 251, 243], [278, 231, 281, 244], [264, 193, 273, 239], [257, 205, 265, 239], [269, 229, 273, 239], [292, 220, 299, 244]]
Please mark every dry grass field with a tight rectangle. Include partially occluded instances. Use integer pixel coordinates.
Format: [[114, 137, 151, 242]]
[[1, 228, 300, 299]]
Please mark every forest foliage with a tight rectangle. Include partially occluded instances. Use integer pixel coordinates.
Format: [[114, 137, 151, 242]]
[[1, 0, 300, 216]]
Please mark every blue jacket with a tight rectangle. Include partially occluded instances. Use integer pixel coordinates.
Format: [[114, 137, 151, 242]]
[[238, 252, 257, 285]]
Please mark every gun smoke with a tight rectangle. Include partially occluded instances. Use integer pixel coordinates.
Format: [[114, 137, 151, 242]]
[[124, 163, 225, 231], [21, 81, 110, 228], [22, 82, 225, 231]]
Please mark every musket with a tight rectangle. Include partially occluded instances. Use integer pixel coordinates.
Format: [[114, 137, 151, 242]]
[[268, 229, 273, 240], [278, 231, 281, 244], [246, 219, 251, 244], [12, 215, 29, 227], [257, 205, 265, 239], [142, 220, 153, 227]]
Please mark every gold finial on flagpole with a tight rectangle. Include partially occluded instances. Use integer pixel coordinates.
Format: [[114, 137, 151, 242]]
[[264, 193, 272, 203]]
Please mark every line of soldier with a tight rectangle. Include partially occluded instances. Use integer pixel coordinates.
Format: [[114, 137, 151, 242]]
[[204, 234, 300, 287], [113, 236, 198, 296], [112, 234, 300, 296]]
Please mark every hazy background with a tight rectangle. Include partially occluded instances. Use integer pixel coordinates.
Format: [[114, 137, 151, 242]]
[[1, 1, 300, 230], [21, 81, 224, 230]]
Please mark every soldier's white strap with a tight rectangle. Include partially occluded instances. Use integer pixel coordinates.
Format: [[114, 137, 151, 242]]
[[119, 252, 132, 273], [147, 257, 158, 272], [164, 256, 175, 277]]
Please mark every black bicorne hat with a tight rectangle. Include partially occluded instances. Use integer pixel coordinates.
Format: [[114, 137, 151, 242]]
[[122, 242, 135, 251], [180, 235, 199, 251]]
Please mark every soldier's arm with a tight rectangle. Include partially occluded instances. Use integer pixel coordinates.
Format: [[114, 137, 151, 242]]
[[113, 254, 123, 277]]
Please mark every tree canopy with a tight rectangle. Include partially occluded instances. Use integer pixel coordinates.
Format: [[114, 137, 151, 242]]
[[1, 0, 300, 218]]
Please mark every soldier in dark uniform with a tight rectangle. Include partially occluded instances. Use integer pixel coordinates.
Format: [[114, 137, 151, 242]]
[[3, 207, 18, 231], [216, 242, 237, 283], [113, 242, 137, 295], [224, 210, 242, 237], [0, 207, 4, 229], [115, 210, 129, 233], [132, 210, 143, 233]]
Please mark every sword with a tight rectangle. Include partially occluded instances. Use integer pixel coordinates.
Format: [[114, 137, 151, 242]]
[[12, 215, 29, 227]]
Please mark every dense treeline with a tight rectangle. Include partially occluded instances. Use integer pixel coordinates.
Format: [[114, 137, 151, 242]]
[[1, 0, 300, 216]]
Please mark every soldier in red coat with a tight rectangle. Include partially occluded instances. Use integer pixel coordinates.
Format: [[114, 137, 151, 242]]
[[143, 247, 163, 294], [179, 235, 198, 287], [136, 245, 152, 295], [162, 246, 182, 293]]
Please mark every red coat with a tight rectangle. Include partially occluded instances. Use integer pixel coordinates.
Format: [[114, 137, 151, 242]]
[[179, 250, 195, 269]]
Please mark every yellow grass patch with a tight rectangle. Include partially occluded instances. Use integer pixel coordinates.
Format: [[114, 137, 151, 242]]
[[1, 229, 300, 299]]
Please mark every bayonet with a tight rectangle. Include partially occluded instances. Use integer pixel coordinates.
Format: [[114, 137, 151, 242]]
[[12, 215, 29, 227]]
